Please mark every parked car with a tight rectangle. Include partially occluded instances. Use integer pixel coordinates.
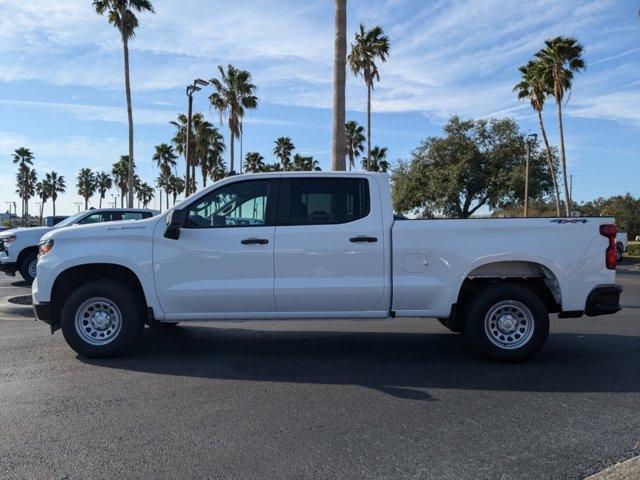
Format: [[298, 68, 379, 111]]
[[0, 208, 158, 283], [32, 173, 621, 361], [616, 232, 628, 262], [43, 215, 69, 227]]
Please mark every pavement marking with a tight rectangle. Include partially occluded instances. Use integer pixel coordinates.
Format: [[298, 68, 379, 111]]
[[585, 455, 640, 480]]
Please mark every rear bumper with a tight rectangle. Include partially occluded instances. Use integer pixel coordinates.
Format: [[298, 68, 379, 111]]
[[585, 284, 622, 316]]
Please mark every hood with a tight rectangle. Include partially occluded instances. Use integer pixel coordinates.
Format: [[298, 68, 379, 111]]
[[42, 216, 162, 242], [0, 226, 51, 238]]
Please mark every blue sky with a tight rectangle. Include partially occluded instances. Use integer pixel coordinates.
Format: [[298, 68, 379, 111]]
[[0, 0, 639, 215]]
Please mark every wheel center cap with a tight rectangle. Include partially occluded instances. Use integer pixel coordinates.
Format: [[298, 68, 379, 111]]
[[92, 311, 111, 330], [497, 315, 516, 333]]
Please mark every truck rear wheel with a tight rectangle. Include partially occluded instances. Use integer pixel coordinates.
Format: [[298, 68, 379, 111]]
[[60, 280, 145, 358], [463, 284, 549, 362]]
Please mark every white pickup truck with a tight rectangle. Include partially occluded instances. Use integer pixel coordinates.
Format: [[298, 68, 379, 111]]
[[1, 208, 158, 283], [32, 172, 622, 361]]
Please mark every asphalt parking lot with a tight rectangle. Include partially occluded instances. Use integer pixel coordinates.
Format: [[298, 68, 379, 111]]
[[0, 271, 639, 480]]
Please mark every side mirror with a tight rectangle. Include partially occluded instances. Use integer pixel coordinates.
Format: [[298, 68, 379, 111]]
[[164, 209, 186, 240]]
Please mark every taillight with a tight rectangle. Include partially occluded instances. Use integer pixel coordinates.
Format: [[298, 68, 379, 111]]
[[599, 224, 617, 270]]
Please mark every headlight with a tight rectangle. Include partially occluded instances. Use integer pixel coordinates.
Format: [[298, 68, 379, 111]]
[[1, 235, 16, 244], [38, 239, 54, 256]]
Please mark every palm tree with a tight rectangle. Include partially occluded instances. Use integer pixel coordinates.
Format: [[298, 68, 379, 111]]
[[95, 171, 113, 208], [16, 167, 37, 224], [112, 155, 133, 208], [244, 152, 265, 173], [170, 112, 204, 191], [209, 64, 258, 174], [201, 127, 225, 187], [332, 0, 347, 171], [93, 0, 154, 208], [167, 175, 185, 205], [152, 143, 177, 210], [348, 24, 390, 170], [76, 168, 97, 210], [45, 172, 65, 215], [35, 180, 50, 223], [514, 60, 561, 216], [12, 147, 35, 220], [361, 146, 389, 172], [273, 137, 295, 171], [535, 36, 586, 217], [292, 154, 321, 171], [193, 119, 223, 189], [262, 163, 283, 172], [345, 121, 365, 171], [136, 182, 154, 208]]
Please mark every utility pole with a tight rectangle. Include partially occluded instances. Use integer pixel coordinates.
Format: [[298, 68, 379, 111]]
[[524, 133, 537, 218]]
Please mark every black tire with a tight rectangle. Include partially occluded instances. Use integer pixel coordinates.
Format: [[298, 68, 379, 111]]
[[463, 284, 549, 362], [60, 280, 145, 358], [160, 322, 180, 328], [19, 252, 38, 284], [438, 317, 463, 333]]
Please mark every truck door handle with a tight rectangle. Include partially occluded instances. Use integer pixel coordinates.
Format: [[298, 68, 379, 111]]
[[349, 236, 378, 243], [241, 238, 269, 245]]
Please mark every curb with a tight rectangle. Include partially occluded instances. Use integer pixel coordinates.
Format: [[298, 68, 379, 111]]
[[0, 295, 34, 318], [586, 455, 640, 480]]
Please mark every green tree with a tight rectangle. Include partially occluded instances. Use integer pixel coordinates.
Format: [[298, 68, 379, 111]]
[[35, 180, 50, 223], [581, 194, 640, 239], [12, 147, 35, 220], [244, 152, 265, 173], [93, 0, 154, 208], [15, 167, 37, 223], [196, 121, 224, 188], [136, 182, 154, 208], [112, 155, 134, 208], [535, 36, 586, 217], [95, 171, 113, 208], [170, 112, 203, 192], [167, 175, 185, 205], [361, 146, 389, 172], [348, 24, 390, 170], [392, 116, 555, 218], [152, 143, 177, 210], [292, 154, 321, 171], [345, 121, 365, 171], [209, 65, 258, 174], [77, 168, 97, 210], [45, 172, 65, 215], [514, 60, 561, 216], [273, 137, 295, 171]]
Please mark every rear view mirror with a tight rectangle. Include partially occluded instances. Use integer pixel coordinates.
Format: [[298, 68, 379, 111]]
[[164, 209, 186, 240]]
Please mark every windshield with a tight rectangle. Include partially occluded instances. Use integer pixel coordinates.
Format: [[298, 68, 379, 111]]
[[53, 211, 87, 229]]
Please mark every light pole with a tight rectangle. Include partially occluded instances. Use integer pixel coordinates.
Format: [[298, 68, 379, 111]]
[[74, 202, 82, 213], [185, 78, 209, 197], [524, 133, 537, 218]]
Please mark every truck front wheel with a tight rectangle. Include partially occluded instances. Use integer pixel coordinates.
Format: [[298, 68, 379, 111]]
[[463, 284, 549, 362], [19, 252, 38, 284], [60, 280, 145, 358]]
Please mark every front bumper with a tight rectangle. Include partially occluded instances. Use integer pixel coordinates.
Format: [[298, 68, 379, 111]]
[[0, 258, 18, 276], [33, 302, 59, 332], [585, 284, 622, 316]]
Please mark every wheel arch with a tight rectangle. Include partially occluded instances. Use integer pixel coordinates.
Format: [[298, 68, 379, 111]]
[[16, 246, 38, 269], [447, 260, 563, 332], [50, 263, 148, 326]]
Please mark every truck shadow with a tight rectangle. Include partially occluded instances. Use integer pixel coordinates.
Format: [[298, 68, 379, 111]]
[[81, 326, 640, 400]]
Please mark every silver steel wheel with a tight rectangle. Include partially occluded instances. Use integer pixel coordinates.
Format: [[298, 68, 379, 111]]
[[28, 259, 37, 279], [484, 300, 535, 350], [74, 297, 122, 346]]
